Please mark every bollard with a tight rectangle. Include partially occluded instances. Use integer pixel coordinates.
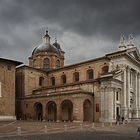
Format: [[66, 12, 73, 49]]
[[80, 123, 83, 130], [110, 122, 112, 127], [117, 121, 119, 126], [102, 122, 104, 127], [44, 125, 47, 133], [123, 121, 125, 125], [92, 123, 95, 129], [17, 127, 21, 136], [64, 124, 67, 131]]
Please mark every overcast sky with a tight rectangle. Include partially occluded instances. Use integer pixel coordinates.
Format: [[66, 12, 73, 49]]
[[0, 0, 140, 65]]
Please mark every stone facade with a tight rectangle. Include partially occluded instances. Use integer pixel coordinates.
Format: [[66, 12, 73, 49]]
[[0, 58, 22, 120], [16, 33, 140, 122]]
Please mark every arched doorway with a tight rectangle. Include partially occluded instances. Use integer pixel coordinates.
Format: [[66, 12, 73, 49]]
[[83, 99, 92, 121], [61, 100, 73, 121], [34, 102, 43, 121], [47, 101, 57, 121]]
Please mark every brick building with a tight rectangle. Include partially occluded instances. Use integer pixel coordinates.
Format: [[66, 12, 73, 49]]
[[0, 58, 22, 120], [16, 32, 140, 122]]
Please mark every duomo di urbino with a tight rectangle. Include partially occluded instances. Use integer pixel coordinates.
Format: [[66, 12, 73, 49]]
[[0, 30, 140, 123]]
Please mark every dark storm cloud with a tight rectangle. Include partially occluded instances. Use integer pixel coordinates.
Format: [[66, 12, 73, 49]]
[[0, 0, 140, 64], [10, 0, 140, 39]]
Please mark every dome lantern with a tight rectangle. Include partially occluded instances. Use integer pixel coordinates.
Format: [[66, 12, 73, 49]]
[[43, 30, 50, 44]]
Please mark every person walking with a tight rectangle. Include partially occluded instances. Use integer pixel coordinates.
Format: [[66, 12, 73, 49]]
[[137, 124, 140, 137]]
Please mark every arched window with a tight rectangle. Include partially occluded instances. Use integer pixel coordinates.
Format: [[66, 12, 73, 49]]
[[50, 77, 55, 86], [73, 72, 79, 82], [33, 59, 37, 67], [43, 58, 50, 69], [39, 77, 44, 86], [61, 75, 66, 85], [101, 66, 109, 74], [87, 69, 94, 80], [56, 59, 60, 68]]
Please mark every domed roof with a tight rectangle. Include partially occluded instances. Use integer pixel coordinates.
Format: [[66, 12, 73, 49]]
[[32, 30, 59, 55], [53, 39, 61, 50], [32, 43, 59, 55]]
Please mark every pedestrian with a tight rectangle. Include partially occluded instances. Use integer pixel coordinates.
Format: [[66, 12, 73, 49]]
[[121, 116, 124, 124], [137, 124, 140, 137], [116, 115, 120, 125]]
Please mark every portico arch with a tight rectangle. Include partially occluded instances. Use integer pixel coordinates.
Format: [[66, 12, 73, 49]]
[[83, 99, 92, 121], [34, 102, 43, 121], [61, 100, 73, 121], [46, 101, 57, 121]]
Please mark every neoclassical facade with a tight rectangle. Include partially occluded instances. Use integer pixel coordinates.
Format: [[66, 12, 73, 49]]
[[16, 32, 140, 122]]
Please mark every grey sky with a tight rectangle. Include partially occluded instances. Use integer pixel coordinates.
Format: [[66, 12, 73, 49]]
[[0, 0, 140, 65]]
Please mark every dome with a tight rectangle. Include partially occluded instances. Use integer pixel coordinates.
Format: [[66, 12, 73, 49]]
[[53, 38, 61, 50], [32, 43, 59, 55], [53, 42, 61, 50]]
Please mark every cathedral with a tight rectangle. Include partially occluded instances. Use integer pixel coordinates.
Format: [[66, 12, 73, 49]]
[[0, 30, 140, 122]]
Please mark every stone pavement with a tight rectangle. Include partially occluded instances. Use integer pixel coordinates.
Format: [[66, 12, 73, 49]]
[[0, 121, 139, 139]]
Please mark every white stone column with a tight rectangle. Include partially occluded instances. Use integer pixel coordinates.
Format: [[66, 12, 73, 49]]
[[127, 66, 130, 109], [122, 67, 127, 117], [133, 71, 138, 118], [108, 87, 114, 122], [100, 87, 105, 122], [138, 73, 140, 118]]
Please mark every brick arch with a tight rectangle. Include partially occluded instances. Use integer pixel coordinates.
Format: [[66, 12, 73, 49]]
[[61, 99, 73, 121], [83, 99, 92, 122], [46, 101, 57, 121], [33, 102, 43, 121]]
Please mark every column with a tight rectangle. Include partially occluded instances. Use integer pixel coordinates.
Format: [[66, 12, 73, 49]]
[[134, 71, 138, 118], [56, 102, 61, 122], [43, 103, 46, 120], [100, 87, 105, 122], [138, 73, 140, 117], [108, 87, 114, 122], [122, 67, 127, 117], [127, 66, 130, 109]]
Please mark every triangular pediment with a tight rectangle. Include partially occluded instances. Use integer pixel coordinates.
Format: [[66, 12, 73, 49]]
[[127, 47, 140, 62]]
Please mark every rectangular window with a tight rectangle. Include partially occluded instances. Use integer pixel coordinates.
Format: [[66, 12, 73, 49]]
[[96, 104, 99, 112]]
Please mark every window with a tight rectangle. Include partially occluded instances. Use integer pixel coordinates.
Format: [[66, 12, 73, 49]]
[[26, 104, 28, 108], [73, 72, 79, 82], [96, 104, 99, 112], [101, 66, 109, 74], [56, 59, 60, 68], [33, 59, 37, 67], [50, 77, 55, 86], [87, 69, 94, 80], [61, 75, 66, 85], [39, 77, 44, 86], [116, 92, 119, 101], [7, 65, 12, 70], [43, 58, 50, 69]]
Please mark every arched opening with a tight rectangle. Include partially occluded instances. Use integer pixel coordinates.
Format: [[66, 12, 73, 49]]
[[34, 102, 43, 121], [61, 100, 73, 121], [33, 59, 37, 67], [39, 77, 44, 86], [61, 75, 66, 85], [87, 69, 94, 80], [50, 77, 55, 86], [43, 58, 50, 70], [56, 59, 60, 68], [101, 66, 109, 74], [83, 99, 92, 122], [47, 101, 57, 121], [73, 72, 79, 82]]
